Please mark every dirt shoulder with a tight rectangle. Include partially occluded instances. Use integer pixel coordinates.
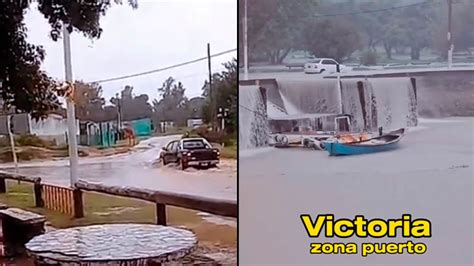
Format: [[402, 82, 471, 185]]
[[0, 145, 132, 163]]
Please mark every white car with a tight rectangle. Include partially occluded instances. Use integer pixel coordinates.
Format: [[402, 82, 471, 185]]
[[304, 58, 346, 74]]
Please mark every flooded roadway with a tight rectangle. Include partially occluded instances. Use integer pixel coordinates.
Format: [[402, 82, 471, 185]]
[[239, 117, 473, 265], [0, 135, 236, 201]]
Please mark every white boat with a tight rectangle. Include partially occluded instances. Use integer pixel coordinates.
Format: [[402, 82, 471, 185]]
[[270, 131, 335, 149]]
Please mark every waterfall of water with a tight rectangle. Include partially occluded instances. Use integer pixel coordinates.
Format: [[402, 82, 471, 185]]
[[239, 85, 270, 150], [241, 77, 418, 149], [277, 79, 339, 114], [369, 77, 417, 130], [340, 79, 366, 132], [339, 77, 417, 132]]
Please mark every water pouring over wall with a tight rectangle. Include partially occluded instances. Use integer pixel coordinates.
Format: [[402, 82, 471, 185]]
[[240, 76, 418, 149], [368, 77, 418, 130], [239, 85, 270, 149], [273, 77, 418, 132], [276, 79, 339, 114]]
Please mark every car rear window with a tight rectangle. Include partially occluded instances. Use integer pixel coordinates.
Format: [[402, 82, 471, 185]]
[[182, 140, 207, 149]]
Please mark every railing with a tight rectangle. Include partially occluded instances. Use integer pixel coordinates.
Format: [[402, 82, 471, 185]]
[[42, 184, 75, 216], [0, 172, 43, 209], [75, 181, 237, 225], [0, 171, 237, 225]]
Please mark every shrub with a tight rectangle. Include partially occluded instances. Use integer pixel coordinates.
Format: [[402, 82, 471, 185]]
[[15, 134, 53, 148], [188, 125, 235, 146], [359, 50, 378, 66]]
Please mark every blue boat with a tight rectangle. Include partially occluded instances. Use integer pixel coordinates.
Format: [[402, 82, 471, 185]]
[[322, 128, 405, 156]]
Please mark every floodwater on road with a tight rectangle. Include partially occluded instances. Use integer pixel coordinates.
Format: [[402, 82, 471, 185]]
[[0, 135, 236, 201], [239, 117, 473, 265]]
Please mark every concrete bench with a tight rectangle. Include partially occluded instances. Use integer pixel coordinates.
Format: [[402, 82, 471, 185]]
[[0, 208, 45, 257]]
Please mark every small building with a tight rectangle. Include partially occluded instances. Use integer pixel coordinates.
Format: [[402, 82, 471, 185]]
[[79, 120, 118, 148], [0, 113, 79, 145], [127, 118, 152, 137], [187, 118, 203, 128], [159, 121, 175, 133]]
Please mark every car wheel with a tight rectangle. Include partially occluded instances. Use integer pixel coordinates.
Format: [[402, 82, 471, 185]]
[[162, 156, 168, 165], [181, 160, 188, 170], [320, 69, 325, 74]]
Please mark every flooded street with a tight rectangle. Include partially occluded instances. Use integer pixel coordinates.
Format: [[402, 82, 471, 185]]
[[239, 117, 473, 265], [0, 135, 236, 201]]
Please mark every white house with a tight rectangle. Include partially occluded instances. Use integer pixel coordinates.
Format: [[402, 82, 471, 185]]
[[29, 114, 80, 145]]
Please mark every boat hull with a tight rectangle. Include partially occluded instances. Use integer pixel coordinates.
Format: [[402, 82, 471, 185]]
[[323, 141, 401, 156], [323, 128, 405, 156]]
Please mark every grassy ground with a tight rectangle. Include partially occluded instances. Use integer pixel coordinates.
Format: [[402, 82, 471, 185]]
[[221, 145, 237, 159], [153, 127, 191, 137], [0, 180, 236, 249], [0, 144, 132, 163]]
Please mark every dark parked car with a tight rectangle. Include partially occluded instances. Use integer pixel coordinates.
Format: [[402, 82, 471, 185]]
[[159, 138, 220, 170]]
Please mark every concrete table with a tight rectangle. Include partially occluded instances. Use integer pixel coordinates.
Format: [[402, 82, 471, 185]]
[[25, 224, 197, 265], [0, 208, 46, 257]]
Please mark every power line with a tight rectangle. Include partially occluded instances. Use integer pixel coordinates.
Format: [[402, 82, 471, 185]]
[[250, 1, 433, 21], [89, 48, 236, 84], [173, 67, 226, 81], [243, 1, 435, 52], [305, 1, 433, 18]]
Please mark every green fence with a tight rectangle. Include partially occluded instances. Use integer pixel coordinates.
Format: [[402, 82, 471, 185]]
[[130, 118, 152, 137]]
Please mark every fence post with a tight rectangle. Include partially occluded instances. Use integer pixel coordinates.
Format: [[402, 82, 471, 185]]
[[73, 188, 84, 218], [155, 203, 167, 226], [0, 177, 6, 193], [34, 179, 44, 207]]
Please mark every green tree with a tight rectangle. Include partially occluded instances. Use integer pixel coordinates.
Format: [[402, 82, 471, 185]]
[[152, 77, 189, 126], [0, 1, 137, 119], [110, 85, 152, 121], [395, 4, 436, 60], [202, 59, 237, 134], [73, 81, 105, 120], [432, 1, 474, 58], [239, 0, 318, 64], [301, 19, 362, 61]]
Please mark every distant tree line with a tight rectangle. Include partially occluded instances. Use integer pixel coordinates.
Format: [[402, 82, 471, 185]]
[[239, 0, 474, 63], [73, 59, 237, 134]]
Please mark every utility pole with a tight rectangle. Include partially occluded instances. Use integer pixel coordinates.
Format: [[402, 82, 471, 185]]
[[207, 43, 214, 130], [447, 0, 453, 69], [63, 25, 79, 187], [0, 81, 17, 173], [336, 64, 343, 114], [6, 114, 18, 173], [243, 0, 249, 80], [116, 92, 122, 130]]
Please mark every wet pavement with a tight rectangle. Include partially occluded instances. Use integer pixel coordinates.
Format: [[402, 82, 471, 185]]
[[239, 117, 473, 265], [0, 135, 236, 201]]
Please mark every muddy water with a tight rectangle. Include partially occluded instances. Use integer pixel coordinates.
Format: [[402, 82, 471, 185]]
[[239, 117, 473, 264], [0, 136, 236, 201]]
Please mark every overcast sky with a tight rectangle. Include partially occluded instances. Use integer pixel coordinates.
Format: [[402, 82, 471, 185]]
[[24, 0, 237, 104]]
